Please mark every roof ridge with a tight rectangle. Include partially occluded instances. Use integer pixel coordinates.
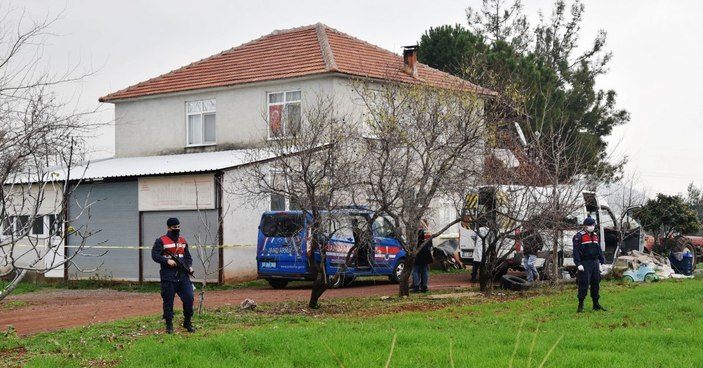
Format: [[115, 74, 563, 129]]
[[315, 23, 337, 72], [323, 26, 402, 57]]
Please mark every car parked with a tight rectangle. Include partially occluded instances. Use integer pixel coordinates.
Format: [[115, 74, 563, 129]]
[[256, 209, 406, 289]]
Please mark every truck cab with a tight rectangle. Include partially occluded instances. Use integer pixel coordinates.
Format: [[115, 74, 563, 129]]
[[559, 192, 645, 270], [458, 187, 645, 277]]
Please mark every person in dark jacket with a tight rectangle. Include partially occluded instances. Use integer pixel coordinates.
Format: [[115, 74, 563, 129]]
[[573, 216, 607, 313], [152, 217, 196, 333], [412, 220, 433, 293]]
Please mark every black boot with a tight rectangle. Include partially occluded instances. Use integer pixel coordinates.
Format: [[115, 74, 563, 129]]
[[165, 319, 174, 334], [577, 299, 584, 313], [183, 317, 196, 333], [593, 299, 608, 311]]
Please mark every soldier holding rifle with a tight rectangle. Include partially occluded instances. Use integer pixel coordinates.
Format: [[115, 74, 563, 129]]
[[152, 217, 196, 334]]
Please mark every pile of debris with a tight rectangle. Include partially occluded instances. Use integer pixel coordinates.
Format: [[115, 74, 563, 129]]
[[612, 250, 693, 280]]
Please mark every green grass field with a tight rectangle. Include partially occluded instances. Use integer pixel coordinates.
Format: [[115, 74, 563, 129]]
[[2, 277, 702, 367]]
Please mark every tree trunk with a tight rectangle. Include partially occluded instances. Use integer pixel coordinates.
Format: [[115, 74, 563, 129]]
[[307, 247, 328, 308], [551, 229, 560, 284], [398, 257, 414, 297], [197, 283, 205, 314], [308, 267, 327, 308], [478, 261, 492, 293], [0, 269, 28, 302]]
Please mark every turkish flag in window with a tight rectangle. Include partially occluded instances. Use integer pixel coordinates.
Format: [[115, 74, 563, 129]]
[[269, 105, 282, 137]]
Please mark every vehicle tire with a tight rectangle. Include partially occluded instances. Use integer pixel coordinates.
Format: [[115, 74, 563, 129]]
[[442, 261, 452, 272], [500, 274, 531, 291], [267, 279, 289, 289], [622, 275, 634, 283], [684, 243, 697, 265], [644, 273, 656, 283], [540, 255, 553, 281], [343, 275, 356, 287], [330, 274, 346, 289], [389, 258, 405, 284]]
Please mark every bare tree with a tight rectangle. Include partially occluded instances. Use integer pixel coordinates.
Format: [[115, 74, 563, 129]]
[[235, 93, 359, 308], [0, 7, 98, 301], [354, 79, 486, 297], [190, 180, 231, 314]]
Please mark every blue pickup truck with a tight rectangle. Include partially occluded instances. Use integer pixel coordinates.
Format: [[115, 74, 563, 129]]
[[256, 209, 407, 288]]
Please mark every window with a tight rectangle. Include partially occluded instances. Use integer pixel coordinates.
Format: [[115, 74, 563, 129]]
[[599, 207, 616, 229], [268, 90, 301, 138], [260, 213, 305, 237], [32, 216, 44, 235], [48, 214, 59, 234], [1, 214, 61, 236], [270, 193, 286, 211], [270, 171, 286, 211], [186, 99, 216, 146], [373, 217, 396, 238], [1, 217, 11, 236], [269, 171, 301, 211], [16, 216, 29, 235]]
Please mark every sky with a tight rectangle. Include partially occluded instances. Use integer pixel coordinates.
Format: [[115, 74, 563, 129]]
[[8, 0, 703, 198]]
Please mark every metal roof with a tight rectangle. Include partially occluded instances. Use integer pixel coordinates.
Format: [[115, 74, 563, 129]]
[[49, 149, 264, 181]]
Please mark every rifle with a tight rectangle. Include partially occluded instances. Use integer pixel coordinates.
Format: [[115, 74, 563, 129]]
[[165, 247, 195, 277]]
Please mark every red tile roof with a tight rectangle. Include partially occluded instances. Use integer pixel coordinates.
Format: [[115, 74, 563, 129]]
[[99, 23, 492, 103]]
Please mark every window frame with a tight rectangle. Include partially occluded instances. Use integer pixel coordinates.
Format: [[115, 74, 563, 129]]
[[185, 99, 217, 147], [269, 171, 288, 211], [267, 90, 302, 139], [268, 170, 302, 211]]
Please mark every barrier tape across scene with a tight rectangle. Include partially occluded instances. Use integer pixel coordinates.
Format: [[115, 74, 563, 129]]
[[49, 244, 255, 250]]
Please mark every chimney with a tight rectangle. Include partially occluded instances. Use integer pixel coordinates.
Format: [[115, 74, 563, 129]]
[[402, 45, 418, 78]]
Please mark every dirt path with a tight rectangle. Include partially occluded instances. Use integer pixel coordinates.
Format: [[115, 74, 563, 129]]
[[0, 273, 472, 336]]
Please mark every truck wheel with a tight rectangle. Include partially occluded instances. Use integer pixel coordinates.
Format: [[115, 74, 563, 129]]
[[389, 258, 405, 284], [644, 273, 656, 283], [267, 279, 289, 289], [622, 275, 634, 283], [500, 274, 531, 291]]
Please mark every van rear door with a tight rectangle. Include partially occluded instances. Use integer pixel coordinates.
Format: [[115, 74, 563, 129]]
[[257, 212, 308, 277]]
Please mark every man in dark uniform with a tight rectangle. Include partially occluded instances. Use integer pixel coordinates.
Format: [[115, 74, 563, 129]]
[[573, 216, 607, 313], [152, 217, 196, 333]]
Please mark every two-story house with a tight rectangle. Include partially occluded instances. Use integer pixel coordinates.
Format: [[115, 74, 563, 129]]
[[26, 23, 487, 283]]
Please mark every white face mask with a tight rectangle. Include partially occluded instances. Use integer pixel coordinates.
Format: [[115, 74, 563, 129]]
[[586, 226, 596, 232]]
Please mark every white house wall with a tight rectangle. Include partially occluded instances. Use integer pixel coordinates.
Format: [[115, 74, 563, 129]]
[[0, 184, 64, 273], [113, 76, 367, 158], [3, 183, 63, 216], [220, 166, 269, 282]]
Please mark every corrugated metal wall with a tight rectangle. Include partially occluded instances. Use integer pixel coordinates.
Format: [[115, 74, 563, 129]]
[[141, 210, 219, 282], [67, 181, 140, 280]]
